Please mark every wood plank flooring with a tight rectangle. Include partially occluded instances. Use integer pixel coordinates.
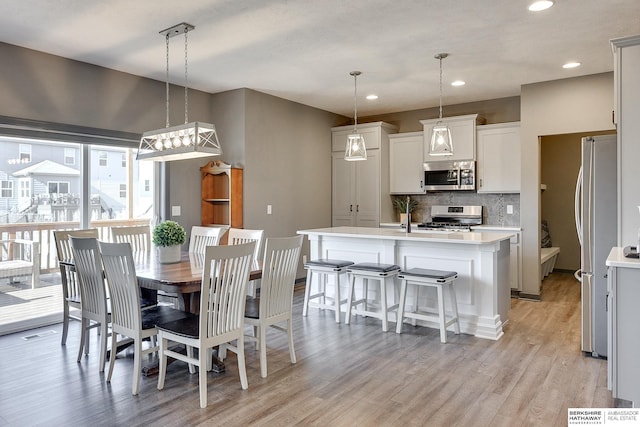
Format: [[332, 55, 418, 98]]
[[0, 272, 613, 426]]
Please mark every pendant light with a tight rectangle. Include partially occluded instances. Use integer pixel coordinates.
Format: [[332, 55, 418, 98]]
[[137, 22, 223, 161], [344, 71, 367, 161], [429, 53, 453, 156]]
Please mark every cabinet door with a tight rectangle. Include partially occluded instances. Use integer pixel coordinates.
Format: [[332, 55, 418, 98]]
[[355, 150, 380, 227], [332, 152, 356, 226], [423, 116, 477, 161], [477, 123, 521, 193], [390, 133, 424, 194]]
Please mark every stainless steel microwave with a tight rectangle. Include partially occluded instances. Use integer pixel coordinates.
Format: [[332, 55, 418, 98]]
[[423, 160, 476, 191]]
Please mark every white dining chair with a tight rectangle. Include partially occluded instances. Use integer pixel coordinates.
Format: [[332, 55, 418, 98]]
[[188, 225, 227, 253], [228, 228, 264, 296], [156, 241, 256, 408], [98, 241, 187, 395], [110, 225, 151, 254], [53, 228, 99, 346], [69, 236, 109, 372], [241, 235, 303, 378]]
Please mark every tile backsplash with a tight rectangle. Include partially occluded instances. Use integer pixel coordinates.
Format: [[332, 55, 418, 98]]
[[394, 192, 520, 227]]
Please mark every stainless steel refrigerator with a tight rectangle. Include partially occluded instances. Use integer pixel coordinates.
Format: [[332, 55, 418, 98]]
[[574, 135, 617, 358]]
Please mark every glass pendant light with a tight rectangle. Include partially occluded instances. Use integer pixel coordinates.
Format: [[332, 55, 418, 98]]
[[429, 53, 453, 156], [345, 71, 367, 161]]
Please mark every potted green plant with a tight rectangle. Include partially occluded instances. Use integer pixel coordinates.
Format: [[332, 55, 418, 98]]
[[393, 196, 419, 225], [153, 220, 186, 264]]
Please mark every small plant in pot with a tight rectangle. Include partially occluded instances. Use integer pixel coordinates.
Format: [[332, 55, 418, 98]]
[[153, 220, 186, 264], [393, 196, 419, 226]]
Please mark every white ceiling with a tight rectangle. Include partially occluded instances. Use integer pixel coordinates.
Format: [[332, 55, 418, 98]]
[[1, 0, 639, 117]]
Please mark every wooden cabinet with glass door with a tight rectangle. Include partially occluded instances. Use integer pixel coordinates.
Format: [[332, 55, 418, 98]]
[[200, 160, 243, 229]]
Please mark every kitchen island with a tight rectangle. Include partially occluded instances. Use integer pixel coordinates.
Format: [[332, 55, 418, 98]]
[[297, 226, 513, 340]]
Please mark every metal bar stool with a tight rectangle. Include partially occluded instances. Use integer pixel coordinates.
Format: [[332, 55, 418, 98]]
[[303, 259, 354, 323], [395, 268, 460, 343], [345, 263, 401, 332]]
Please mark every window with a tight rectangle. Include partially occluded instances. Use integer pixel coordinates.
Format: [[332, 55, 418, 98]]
[[48, 181, 70, 194], [18, 179, 31, 198], [1, 180, 13, 198], [98, 151, 108, 167], [64, 148, 75, 165], [119, 184, 126, 198], [144, 179, 150, 192], [121, 153, 126, 168], [19, 144, 31, 163]]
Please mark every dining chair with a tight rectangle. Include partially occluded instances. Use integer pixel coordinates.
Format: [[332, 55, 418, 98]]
[[98, 241, 188, 395], [242, 235, 303, 378], [110, 225, 151, 254], [228, 228, 264, 297], [156, 241, 256, 409], [69, 236, 109, 372], [53, 228, 99, 346], [188, 225, 227, 253]]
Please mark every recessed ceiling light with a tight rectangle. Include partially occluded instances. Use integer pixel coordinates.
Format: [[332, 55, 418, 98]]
[[366, 94, 378, 100], [528, 1, 554, 12], [562, 62, 581, 69], [451, 80, 466, 87]]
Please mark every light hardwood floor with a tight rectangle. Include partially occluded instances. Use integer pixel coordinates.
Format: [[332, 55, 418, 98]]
[[0, 272, 613, 426]]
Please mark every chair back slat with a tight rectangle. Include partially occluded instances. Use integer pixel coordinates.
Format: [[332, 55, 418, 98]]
[[188, 226, 227, 254], [260, 236, 303, 319], [53, 229, 100, 300], [201, 242, 255, 339], [70, 237, 107, 319], [99, 241, 141, 335], [111, 225, 151, 253]]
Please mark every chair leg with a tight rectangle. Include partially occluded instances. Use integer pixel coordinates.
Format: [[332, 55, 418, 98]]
[[77, 318, 87, 362], [437, 286, 447, 343], [61, 304, 70, 346], [259, 325, 268, 378], [157, 335, 167, 391], [132, 339, 142, 395], [199, 347, 208, 408], [237, 335, 248, 390], [396, 279, 408, 334], [380, 279, 389, 332], [448, 283, 461, 335], [333, 271, 341, 323], [345, 274, 356, 325], [187, 346, 196, 374], [98, 323, 108, 372], [302, 270, 313, 317], [287, 318, 296, 365], [106, 332, 118, 382]]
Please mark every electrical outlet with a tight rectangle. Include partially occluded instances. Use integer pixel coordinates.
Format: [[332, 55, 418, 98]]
[[506, 205, 513, 215]]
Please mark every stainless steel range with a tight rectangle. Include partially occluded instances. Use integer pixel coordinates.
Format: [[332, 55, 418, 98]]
[[418, 205, 483, 232]]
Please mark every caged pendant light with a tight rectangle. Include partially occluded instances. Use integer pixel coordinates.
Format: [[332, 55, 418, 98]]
[[344, 71, 367, 161], [429, 53, 453, 156], [137, 23, 222, 161]]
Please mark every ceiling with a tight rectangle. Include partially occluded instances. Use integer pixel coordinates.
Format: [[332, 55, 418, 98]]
[[1, 0, 639, 117]]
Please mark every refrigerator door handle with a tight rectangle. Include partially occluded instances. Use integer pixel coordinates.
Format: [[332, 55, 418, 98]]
[[575, 166, 583, 246]]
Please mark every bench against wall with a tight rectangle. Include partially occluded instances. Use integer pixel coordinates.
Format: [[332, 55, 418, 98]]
[[541, 247, 560, 279], [0, 239, 41, 289]]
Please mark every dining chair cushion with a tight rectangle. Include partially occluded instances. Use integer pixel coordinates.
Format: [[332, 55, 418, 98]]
[[156, 313, 199, 339], [399, 268, 458, 280], [141, 306, 191, 331], [347, 263, 401, 273], [304, 259, 354, 269]]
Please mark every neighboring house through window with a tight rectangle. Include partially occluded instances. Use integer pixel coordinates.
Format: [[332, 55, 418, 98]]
[[121, 153, 126, 167], [98, 151, 108, 167], [64, 148, 75, 165], [119, 183, 126, 198], [48, 181, 70, 194], [1, 180, 13, 198], [19, 144, 31, 163], [18, 178, 31, 198]]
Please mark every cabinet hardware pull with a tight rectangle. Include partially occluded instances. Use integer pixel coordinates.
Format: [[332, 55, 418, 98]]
[[356, 205, 359, 212], [350, 204, 353, 212]]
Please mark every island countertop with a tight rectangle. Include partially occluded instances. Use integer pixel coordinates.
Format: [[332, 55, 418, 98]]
[[298, 226, 514, 245]]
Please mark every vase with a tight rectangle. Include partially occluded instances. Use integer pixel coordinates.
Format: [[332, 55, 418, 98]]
[[157, 245, 181, 264], [400, 213, 411, 227]]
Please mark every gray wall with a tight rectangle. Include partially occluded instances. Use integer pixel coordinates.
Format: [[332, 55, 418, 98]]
[[521, 73, 615, 297]]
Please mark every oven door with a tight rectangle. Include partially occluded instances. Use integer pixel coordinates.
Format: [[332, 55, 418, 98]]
[[424, 164, 460, 191]]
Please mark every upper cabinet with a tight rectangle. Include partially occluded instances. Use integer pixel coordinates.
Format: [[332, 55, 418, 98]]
[[421, 114, 479, 162], [200, 160, 243, 228], [389, 132, 424, 194], [476, 122, 521, 193], [331, 122, 397, 227]]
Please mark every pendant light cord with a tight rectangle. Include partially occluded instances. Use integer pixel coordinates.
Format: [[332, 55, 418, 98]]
[[353, 73, 358, 133], [184, 28, 189, 124], [165, 33, 170, 128], [438, 55, 443, 120]]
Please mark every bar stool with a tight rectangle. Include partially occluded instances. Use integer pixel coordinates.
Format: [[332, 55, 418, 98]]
[[345, 263, 401, 332], [395, 268, 460, 343], [303, 259, 354, 323]]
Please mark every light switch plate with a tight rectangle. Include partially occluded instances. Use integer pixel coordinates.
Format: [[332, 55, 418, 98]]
[[506, 205, 513, 215], [267, 204, 272, 215], [171, 205, 181, 216]]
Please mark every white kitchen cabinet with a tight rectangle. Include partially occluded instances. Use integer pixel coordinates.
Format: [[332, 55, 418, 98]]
[[476, 122, 521, 193], [421, 114, 479, 162], [606, 248, 640, 406], [389, 131, 425, 194], [331, 122, 397, 227], [473, 226, 522, 291]]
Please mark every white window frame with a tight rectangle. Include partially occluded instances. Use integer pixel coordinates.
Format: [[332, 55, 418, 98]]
[[98, 151, 108, 167], [119, 183, 126, 198], [19, 144, 31, 163], [47, 181, 70, 194], [18, 178, 31, 198], [1, 180, 13, 198]]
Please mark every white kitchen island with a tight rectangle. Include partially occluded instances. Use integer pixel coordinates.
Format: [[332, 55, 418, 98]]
[[297, 227, 513, 340]]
